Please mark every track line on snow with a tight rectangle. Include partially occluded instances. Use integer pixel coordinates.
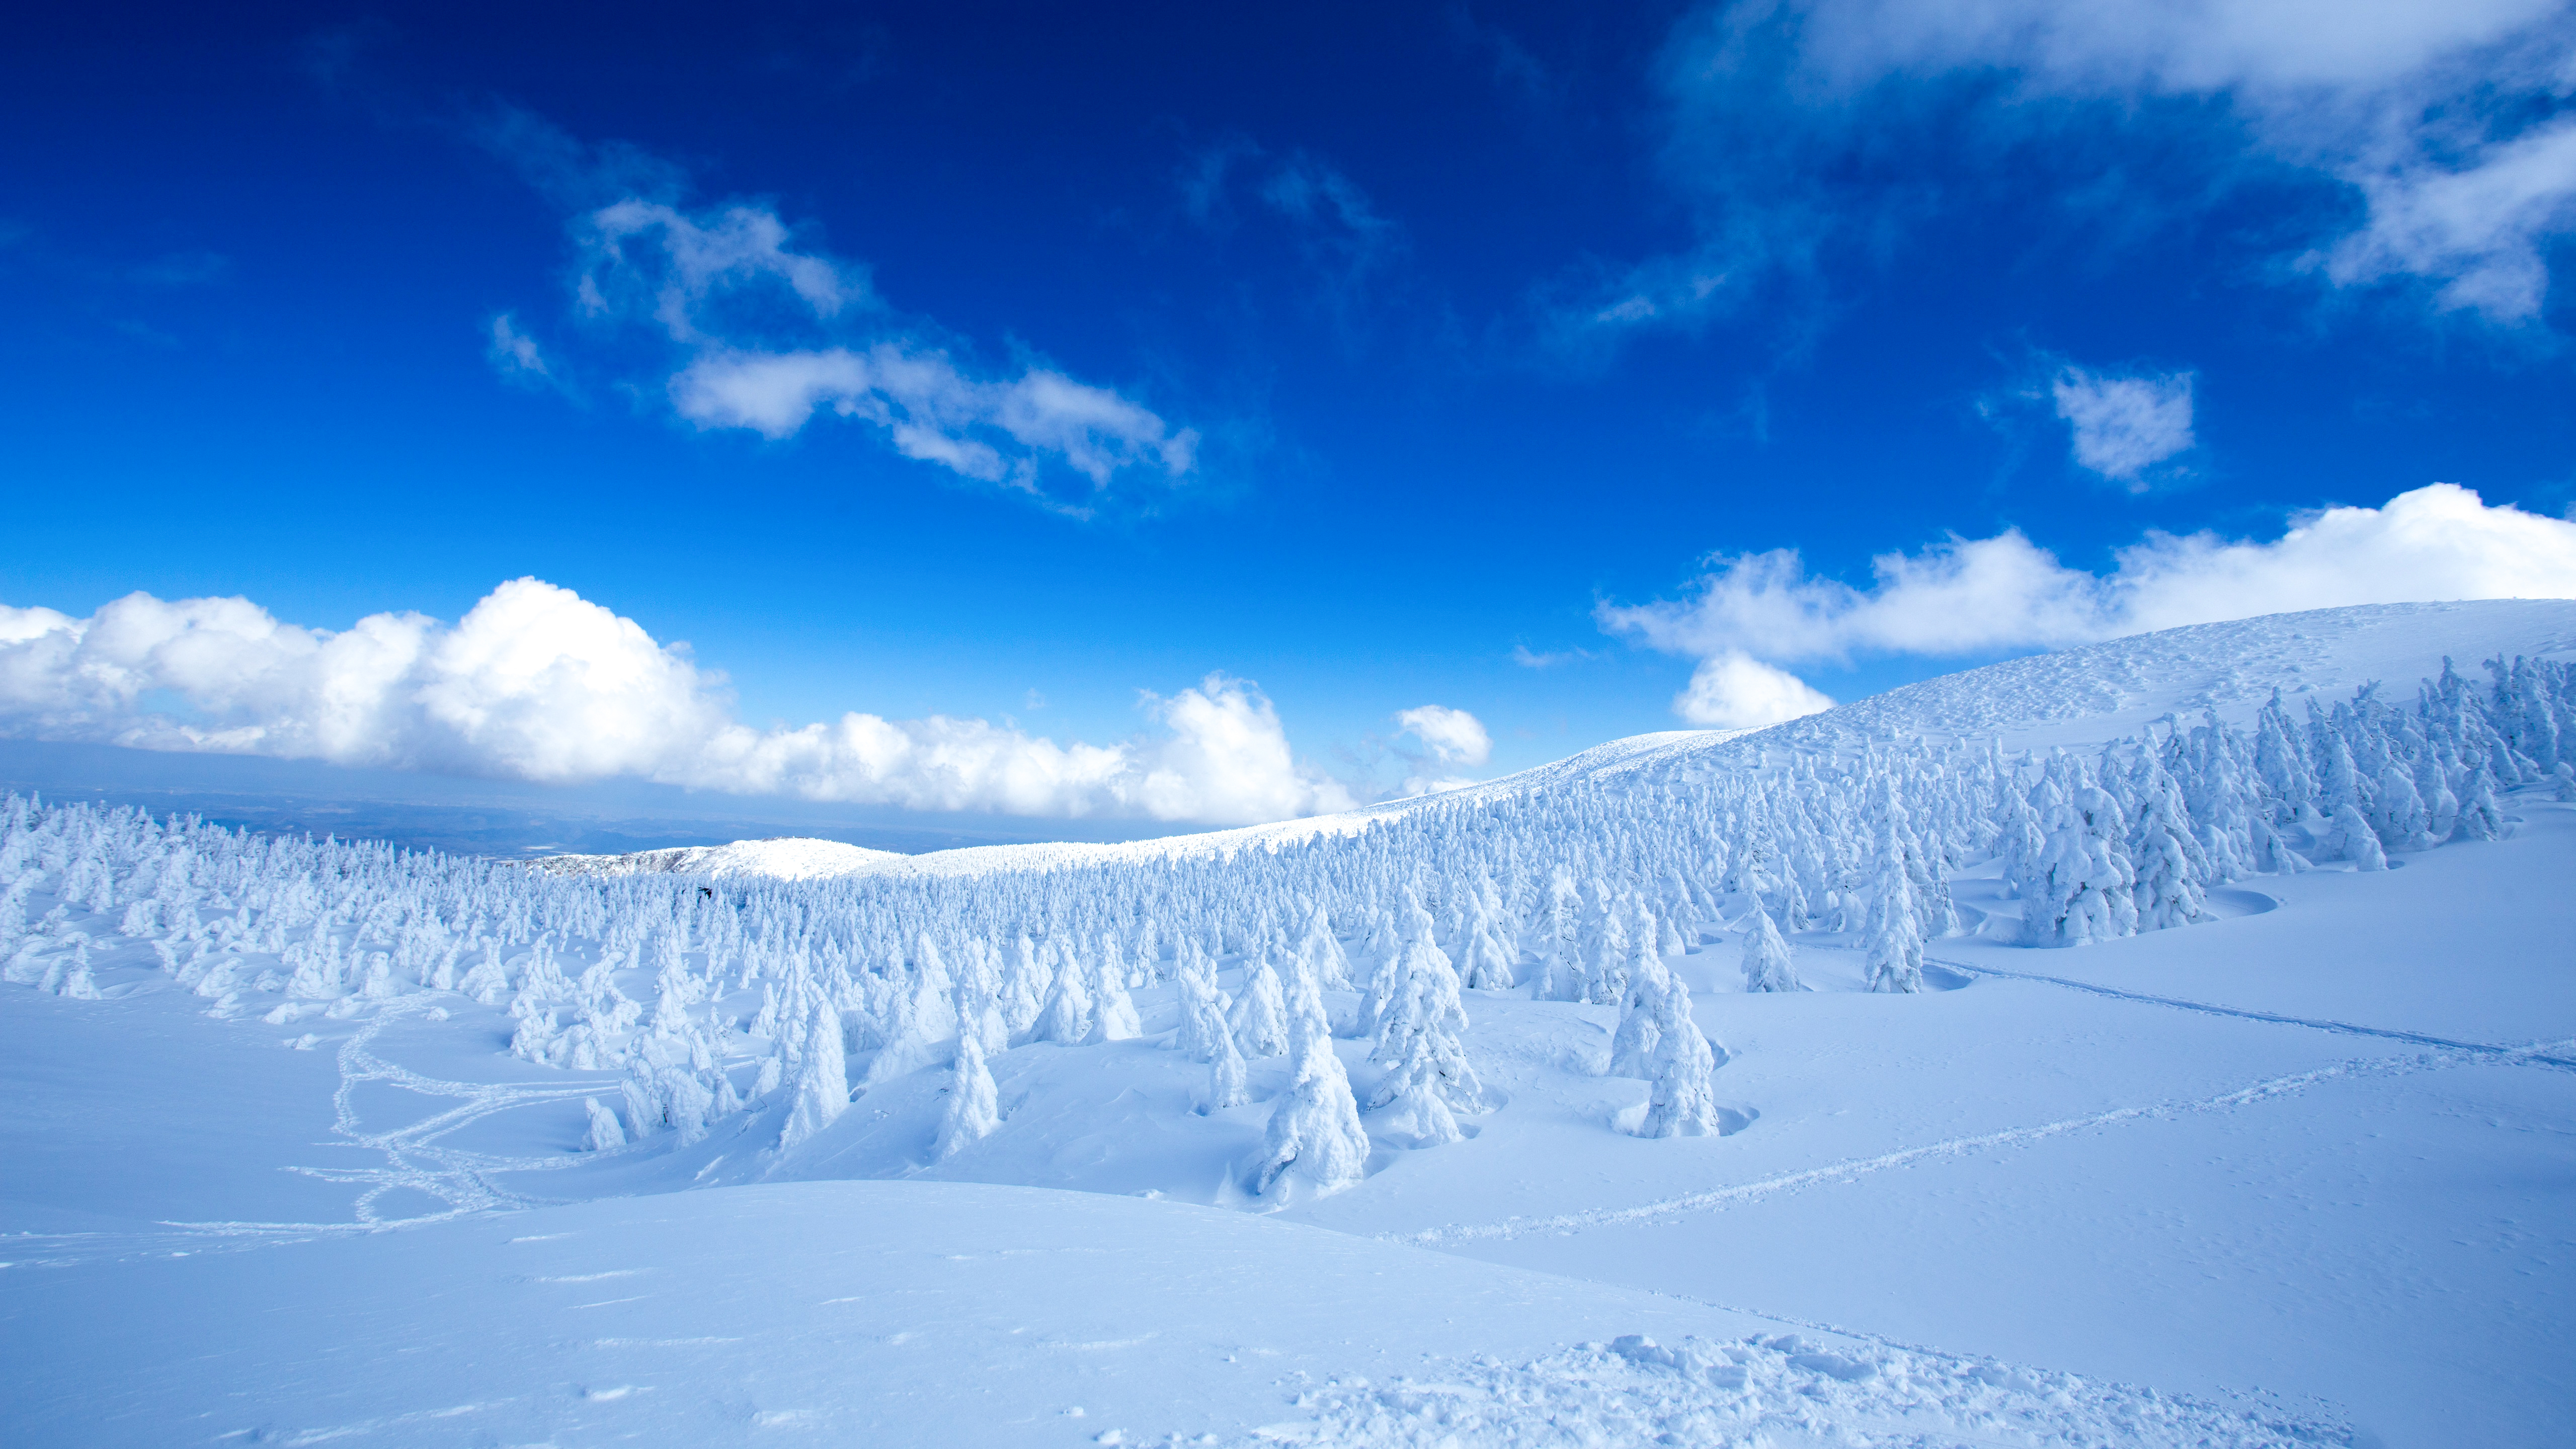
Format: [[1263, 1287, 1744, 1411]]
[[130, 998, 616, 1251], [1927, 954, 2576, 1071], [1399, 1036, 2576, 1247]]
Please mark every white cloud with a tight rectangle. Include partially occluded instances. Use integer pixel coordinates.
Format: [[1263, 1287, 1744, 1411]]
[[2051, 366, 2195, 487], [2324, 117, 2576, 319], [1782, 0, 2576, 321], [1591, 1, 2576, 337], [1387, 704, 1492, 798], [1396, 705, 1493, 768], [667, 346, 1195, 509], [1789, 0, 2562, 96], [581, 199, 859, 339], [1674, 652, 1835, 730], [487, 313, 552, 381], [0, 579, 1352, 827], [488, 116, 1198, 516], [1603, 482, 2576, 713], [1510, 643, 1597, 668]]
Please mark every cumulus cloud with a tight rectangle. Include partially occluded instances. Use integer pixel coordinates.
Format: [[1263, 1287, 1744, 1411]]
[[1674, 652, 1835, 730], [1603, 482, 2576, 715], [1389, 703, 1493, 797], [1396, 705, 1493, 768], [2051, 366, 2196, 487], [486, 114, 1198, 518], [0, 579, 1352, 827], [1586, 1, 2576, 338]]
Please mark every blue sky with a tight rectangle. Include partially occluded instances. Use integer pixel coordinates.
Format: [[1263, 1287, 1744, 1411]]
[[7, 2, 2576, 834]]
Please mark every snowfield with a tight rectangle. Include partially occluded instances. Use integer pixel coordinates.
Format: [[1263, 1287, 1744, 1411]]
[[3, 599, 2572, 1447]]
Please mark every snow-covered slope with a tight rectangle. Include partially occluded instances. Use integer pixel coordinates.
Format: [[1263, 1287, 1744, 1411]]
[[536, 600, 2576, 884], [5, 599, 2573, 1447], [1778, 597, 2576, 748]]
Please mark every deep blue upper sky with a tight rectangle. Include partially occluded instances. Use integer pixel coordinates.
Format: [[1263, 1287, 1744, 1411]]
[[5, 1, 2573, 826]]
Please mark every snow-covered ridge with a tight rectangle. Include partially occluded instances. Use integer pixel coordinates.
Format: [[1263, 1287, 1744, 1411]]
[[536, 835, 911, 881], [1770, 598, 2576, 749], [535, 600, 2576, 885], [529, 729, 1734, 883]]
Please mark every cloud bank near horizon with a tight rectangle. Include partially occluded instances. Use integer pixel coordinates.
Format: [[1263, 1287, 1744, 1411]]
[[1603, 482, 2576, 728], [0, 579, 1356, 827]]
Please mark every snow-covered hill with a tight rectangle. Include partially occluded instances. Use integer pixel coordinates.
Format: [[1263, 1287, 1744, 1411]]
[[4, 599, 2573, 1447], [536, 599, 2576, 884], [536, 834, 913, 881]]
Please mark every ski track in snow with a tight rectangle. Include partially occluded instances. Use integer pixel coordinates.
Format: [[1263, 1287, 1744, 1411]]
[[1401, 1034, 2576, 1248], [7, 998, 607, 1267], [1926, 954, 2576, 1071], [282, 996, 607, 1225]]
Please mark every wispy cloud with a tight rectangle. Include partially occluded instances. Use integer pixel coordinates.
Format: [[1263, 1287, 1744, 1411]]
[[1509, 643, 1598, 668], [1563, 0, 2576, 348], [1179, 136, 1406, 337], [2050, 365, 2196, 489], [479, 109, 1199, 519], [486, 312, 556, 386]]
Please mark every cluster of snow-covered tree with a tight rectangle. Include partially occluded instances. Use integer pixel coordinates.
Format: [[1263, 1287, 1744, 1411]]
[[2, 655, 2567, 1197]]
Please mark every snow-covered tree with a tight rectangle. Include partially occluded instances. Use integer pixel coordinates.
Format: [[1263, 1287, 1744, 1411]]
[[1639, 976, 1720, 1139], [1203, 1016, 1252, 1113], [1366, 925, 1481, 1144], [1606, 940, 1669, 1079], [1296, 903, 1352, 990], [1253, 951, 1372, 1194], [1228, 950, 1290, 1057], [935, 1030, 1002, 1159], [1086, 932, 1143, 1042], [582, 1096, 626, 1152], [2326, 802, 2389, 870], [778, 1002, 849, 1152], [2126, 749, 2210, 931], [1029, 937, 1094, 1045], [1738, 901, 1805, 993], [1862, 866, 1925, 993], [2025, 782, 2140, 948]]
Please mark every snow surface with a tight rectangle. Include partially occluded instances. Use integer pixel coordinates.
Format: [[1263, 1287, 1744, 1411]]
[[4, 599, 2573, 1447]]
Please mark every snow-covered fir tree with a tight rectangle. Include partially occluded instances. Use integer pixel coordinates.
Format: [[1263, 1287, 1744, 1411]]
[[1738, 901, 1805, 993], [935, 1030, 1002, 1160]]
